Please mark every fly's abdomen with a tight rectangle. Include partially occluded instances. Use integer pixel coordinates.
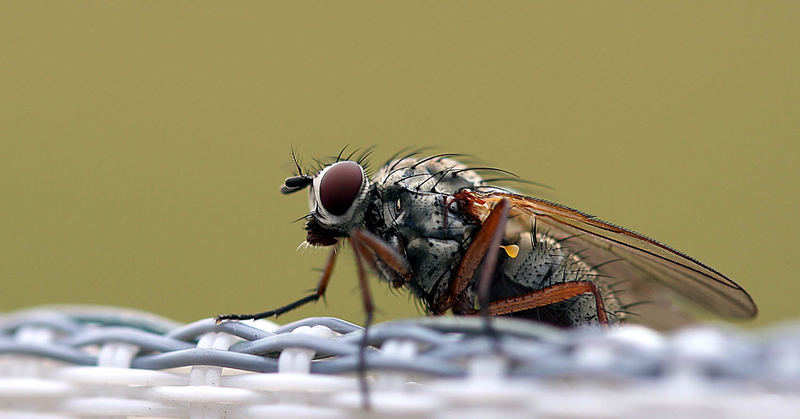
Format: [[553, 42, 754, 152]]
[[492, 231, 623, 326]]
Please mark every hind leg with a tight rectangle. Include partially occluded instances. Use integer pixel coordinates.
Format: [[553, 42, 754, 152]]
[[488, 281, 609, 325]]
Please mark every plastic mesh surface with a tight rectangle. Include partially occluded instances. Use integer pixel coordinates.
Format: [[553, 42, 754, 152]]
[[1, 305, 798, 418]]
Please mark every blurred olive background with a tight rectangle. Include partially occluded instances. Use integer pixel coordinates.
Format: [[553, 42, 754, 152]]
[[1, 2, 797, 327]]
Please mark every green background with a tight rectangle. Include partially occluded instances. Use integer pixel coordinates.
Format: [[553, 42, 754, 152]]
[[1, 2, 797, 327]]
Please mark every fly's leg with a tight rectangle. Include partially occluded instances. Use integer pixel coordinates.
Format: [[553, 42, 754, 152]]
[[216, 247, 338, 322], [347, 228, 415, 410], [353, 238, 404, 289], [348, 229, 376, 411], [435, 198, 510, 344], [475, 200, 511, 318], [436, 198, 511, 315], [350, 229, 412, 283], [488, 281, 609, 324], [348, 228, 414, 410]]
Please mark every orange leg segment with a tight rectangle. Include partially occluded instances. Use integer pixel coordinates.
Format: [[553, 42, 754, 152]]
[[348, 229, 377, 411], [488, 280, 609, 325], [437, 198, 510, 312], [350, 229, 412, 284]]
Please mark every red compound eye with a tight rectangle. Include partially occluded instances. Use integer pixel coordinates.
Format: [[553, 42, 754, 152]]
[[319, 161, 363, 216]]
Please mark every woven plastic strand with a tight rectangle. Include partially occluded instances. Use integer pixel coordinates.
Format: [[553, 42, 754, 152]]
[[1, 306, 800, 418]]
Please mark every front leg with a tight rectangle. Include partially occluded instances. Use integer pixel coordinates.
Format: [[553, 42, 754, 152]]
[[216, 246, 338, 322]]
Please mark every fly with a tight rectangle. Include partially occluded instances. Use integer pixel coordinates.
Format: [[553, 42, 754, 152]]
[[218, 148, 757, 329]]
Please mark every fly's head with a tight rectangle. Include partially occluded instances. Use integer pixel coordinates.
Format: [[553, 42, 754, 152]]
[[282, 161, 371, 246]]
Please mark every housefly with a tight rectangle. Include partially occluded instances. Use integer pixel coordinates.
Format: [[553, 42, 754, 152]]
[[219, 149, 757, 329]]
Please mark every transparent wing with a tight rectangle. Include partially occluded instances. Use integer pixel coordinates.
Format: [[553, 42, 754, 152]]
[[461, 190, 757, 319]]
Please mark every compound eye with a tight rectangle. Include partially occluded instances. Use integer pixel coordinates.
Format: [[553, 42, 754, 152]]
[[319, 161, 363, 216]]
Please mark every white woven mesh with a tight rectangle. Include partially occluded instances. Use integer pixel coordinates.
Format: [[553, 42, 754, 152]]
[[0, 305, 798, 418]]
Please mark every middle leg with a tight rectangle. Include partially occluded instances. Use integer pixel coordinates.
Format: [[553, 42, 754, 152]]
[[436, 198, 511, 315]]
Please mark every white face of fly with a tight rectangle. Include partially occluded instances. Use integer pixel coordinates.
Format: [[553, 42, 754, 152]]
[[308, 161, 371, 234]]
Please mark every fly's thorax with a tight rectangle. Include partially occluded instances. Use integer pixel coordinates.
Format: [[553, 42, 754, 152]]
[[373, 157, 486, 195], [404, 237, 464, 304], [394, 191, 478, 300], [307, 161, 371, 237], [393, 193, 472, 241], [370, 156, 486, 242], [363, 186, 478, 302]]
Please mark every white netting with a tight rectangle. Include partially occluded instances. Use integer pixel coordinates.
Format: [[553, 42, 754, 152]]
[[0, 305, 798, 418]]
